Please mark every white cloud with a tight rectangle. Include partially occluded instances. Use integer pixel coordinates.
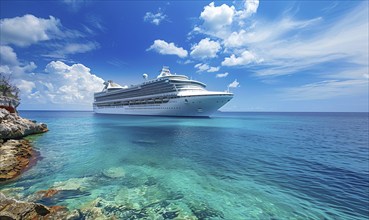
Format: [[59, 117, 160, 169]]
[[223, 30, 248, 48], [0, 14, 62, 47], [222, 50, 261, 66], [62, 0, 86, 11], [200, 2, 235, 32], [244, 0, 259, 16], [62, 42, 99, 55], [144, 9, 167, 25], [280, 79, 368, 100], [147, 39, 188, 58], [228, 79, 240, 88], [222, 3, 368, 79], [35, 61, 104, 104], [0, 45, 37, 77], [190, 38, 221, 59], [194, 63, 219, 72], [207, 66, 220, 72], [237, 0, 259, 19], [41, 41, 99, 59], [0, 65, 11, 75], [5, 59, 105, 107], [0, 14, 97, 60], [0, 45, 18, 65], [194, 0, 259, 39], [194, 63, 209, 72], [216, 72, 229, 78], [16, 80, 36, 94]]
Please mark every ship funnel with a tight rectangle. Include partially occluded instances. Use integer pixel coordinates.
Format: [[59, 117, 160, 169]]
[[157, 66, 172, 78]]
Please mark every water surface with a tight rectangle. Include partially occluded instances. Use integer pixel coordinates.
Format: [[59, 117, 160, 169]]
[[1, 111, 368, 219]]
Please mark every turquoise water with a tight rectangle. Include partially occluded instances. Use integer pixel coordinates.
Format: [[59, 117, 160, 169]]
[[1, 111, 368, 219]]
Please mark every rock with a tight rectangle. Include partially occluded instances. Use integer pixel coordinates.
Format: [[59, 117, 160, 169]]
[[0, 139, 34, 181], [46, 206, 71, 219], [66, 209, 82, 220], [53, 177, 93, 191], [37, 189, 60, 198], [0, 193, 50, 219], [0, 108, 48, 140], [102, 167, 126, 179], [0, 193, 84, 220]]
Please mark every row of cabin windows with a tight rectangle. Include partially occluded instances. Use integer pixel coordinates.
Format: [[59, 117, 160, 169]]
[[97, 106, 182, 110], [95, 96, 182, 107], [95, 87, 176, 102]]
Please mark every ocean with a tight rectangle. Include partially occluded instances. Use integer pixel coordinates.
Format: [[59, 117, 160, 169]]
[[1, 111, 368, 219]]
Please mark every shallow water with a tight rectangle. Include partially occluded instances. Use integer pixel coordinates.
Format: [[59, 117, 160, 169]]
[[1, 111, 368, 219]]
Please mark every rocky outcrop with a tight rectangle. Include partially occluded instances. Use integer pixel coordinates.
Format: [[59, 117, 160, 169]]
[[0, 193, 80, 220], [0, 139, 34, 181], [0, 108, 48, 140], [0, 193, 50, 219]]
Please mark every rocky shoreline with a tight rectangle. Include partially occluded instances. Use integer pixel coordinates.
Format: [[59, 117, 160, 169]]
[[0, 108, 48, 182], [0, 108, 54, 219]]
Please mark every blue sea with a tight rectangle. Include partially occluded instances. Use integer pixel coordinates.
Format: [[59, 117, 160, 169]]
[[1, 111, 368, 219]]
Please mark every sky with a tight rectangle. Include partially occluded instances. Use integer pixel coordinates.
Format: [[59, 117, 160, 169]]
[[0, 0, 368, 112]]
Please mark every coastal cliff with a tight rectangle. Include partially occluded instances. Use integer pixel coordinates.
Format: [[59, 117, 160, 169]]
[[0, 108, 48, 181]]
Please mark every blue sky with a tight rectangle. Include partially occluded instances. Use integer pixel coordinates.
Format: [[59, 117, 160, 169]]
[[0, 0, 368, 111]]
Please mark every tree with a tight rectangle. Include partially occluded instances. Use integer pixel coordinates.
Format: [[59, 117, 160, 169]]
[[0, 73, 20, 100]]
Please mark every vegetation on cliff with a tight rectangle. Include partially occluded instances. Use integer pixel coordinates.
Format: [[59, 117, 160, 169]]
[[0, 73, 20, 100]]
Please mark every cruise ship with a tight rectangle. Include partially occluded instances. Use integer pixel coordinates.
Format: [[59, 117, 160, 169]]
[[93, 67, 233, 117]]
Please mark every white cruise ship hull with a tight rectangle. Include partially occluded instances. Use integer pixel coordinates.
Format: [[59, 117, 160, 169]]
[[93, 95, 231, 117]]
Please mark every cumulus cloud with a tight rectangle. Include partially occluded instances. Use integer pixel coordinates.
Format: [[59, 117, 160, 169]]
[[216, 72, 229, 78], [223, 30, 249, 48], [222, 50, 261, 66], [190, 38, 221, 59], [228, 79, 240, 88], [0, 14, 62, 47], [38, 61, 104, 103], [194, 0, 259, 38], [3, 58, 105, 108], [200, 2, 235, 33], [144, 9, 167, 25], [0, 45, 19, 65], [147, 39, 188, 58], [0, 45, 37, 77], [16, 80, 36, 94], [238, 0, 259, 19]]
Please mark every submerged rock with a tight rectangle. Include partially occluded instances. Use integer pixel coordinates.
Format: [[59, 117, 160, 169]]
[[188, 201, 224, 219], [102, 167, 126, 179], [53, 177, 93, 191]]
